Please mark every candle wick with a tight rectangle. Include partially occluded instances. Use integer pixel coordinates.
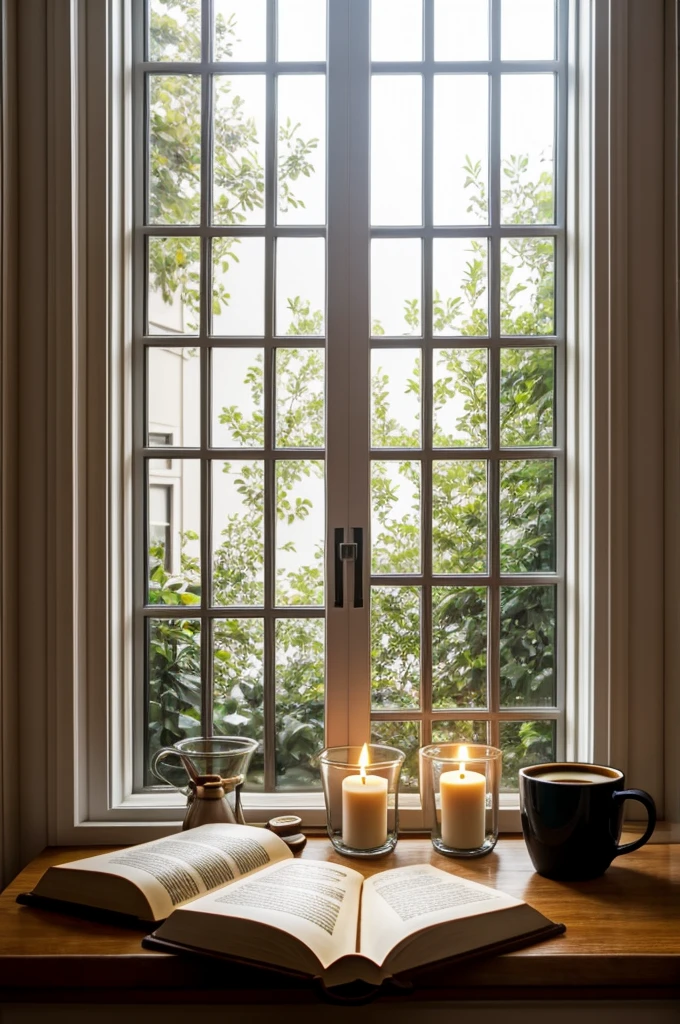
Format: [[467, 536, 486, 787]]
[[460, 772, 466, 780], [361, 775, 366, 785]]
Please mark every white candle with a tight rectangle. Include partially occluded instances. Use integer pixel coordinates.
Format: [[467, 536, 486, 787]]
[[341, 743, 388, 850], [440, 747, 486, 850]]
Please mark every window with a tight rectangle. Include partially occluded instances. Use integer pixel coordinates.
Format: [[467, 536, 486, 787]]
[[135, 0, 567, 803]]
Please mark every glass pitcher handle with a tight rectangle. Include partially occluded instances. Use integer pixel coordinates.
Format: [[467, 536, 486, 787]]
[[151, 747, 193, 792]]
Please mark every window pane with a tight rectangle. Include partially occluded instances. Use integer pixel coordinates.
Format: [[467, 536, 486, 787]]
[[432, 587, 487, 708], [434, 0, 489, 61], [501, 237, 555, 336], [277, 0, 327, 62], [276, 460, 325, 606], [212, 348, 265, 448], [500, 719, 556, 791], [213, 619, 265, 788], [433, 349, 488, 448], [432, 720, 489, 744], [501, 0, 555, 61], [148, 347, 200, 447], [371, 0, 423, 62], [434, 77, 489, 226], [432, 460, 487, 573], [371, 461, 421, 574], [275, 349, 325, 448], [500, 459, 555, 572], [277, 76, 326, 226], [213, 75, 266, 226], [500, 586, 556, 707], [212, 237, 265, 336], [371, 239, 422, 337], [371, 586, 421, 710], [276, 238, 326, 336], [371, 720, 421, 793], [433, 239, 489, 336], [275, 618, 324, 789], [500, 348, 554, 446], [502, 75, 554, 225], [212, 460, 264, 606], [147, 459, 201, 603], [147, 618, 202, 780], [148, 237, 200, 335], [214, 0, 267, 62], [371, 76, 422, 226], [149, 75, 201, 225], [149, 1, 201, 62], [371, 349, 421, 448]]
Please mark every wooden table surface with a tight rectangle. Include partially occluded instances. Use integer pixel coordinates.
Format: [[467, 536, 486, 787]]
[[1, 837, 679, 1003]]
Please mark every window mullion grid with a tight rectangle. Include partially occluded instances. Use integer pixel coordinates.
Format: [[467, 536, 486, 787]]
[[488, 0, 502, 752], [263, 0, 278, 792], [200, 0, 214, 736]]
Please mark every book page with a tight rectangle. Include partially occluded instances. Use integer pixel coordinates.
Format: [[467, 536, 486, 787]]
[[359, 864, 522, 968], [50, 823, 291, 921], [159, 858, 363, 972]]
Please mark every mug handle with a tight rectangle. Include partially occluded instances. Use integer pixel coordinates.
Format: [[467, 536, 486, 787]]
[[612, 789, 657, 855], [151, 747, 192, 791]]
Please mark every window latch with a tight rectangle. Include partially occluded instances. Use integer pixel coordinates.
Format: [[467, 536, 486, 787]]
[[334, 530, 364, 609]]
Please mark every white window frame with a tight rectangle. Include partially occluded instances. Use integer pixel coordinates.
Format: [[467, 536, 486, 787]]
[[0, 0, 676, 861]]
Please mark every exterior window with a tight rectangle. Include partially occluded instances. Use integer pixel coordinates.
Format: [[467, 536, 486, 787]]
[[135, 0, 566, 797]]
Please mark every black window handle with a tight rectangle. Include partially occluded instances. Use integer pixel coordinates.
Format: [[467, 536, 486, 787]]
[[334, 527, 344, 608], [353, 527, 364, 608]]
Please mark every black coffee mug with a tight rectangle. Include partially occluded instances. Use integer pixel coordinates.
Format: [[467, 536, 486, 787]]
[[519, 762, 656, 881]]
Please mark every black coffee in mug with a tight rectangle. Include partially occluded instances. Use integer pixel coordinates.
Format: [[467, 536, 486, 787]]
[[519, 763, 656, 881]]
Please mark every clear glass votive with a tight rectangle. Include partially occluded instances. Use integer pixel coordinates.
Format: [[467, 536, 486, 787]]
[[420, 743, 502, 857], [317, 744, 405, 857]]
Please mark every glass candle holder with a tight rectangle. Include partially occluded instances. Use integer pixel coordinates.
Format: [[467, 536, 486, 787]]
[[420, 743, 502, 857], [317, 744, 405, 857]]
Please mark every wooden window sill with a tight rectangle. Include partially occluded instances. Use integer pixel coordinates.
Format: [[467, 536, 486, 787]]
[[0, 836, 678, 1004]]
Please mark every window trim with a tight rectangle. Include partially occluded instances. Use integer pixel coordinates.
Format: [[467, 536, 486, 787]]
[[0, 0, 672, 857]]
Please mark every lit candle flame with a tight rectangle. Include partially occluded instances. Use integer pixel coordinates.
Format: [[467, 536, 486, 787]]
[[359, 742, 369, 785], [459, 744, 469, 778]]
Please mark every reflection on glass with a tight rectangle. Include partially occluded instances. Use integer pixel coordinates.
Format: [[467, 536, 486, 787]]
[[149, 75, 201, 225], [434, 77, 489, 226], [147, 618, 201, 781], [433, 349, 487, 448], [371, 76, 422, 226], [501, 237, 555, 335], [371, 461, 421, 574], [147, 459, 201, 601], [502, 75, 554, 224], [212, 460, 265, 606], [500, 348, 554, 446], [213, 75, 266, 226], [500, 586, 556, 707], [433, 460, 487, 573], [432, 587, 487, 708], [434, 0, 489, 61], [433, 239, 488, 336], [277, 76, 326, 225], [276, 461, 325, 606], [501, 0, 555, 60], [275, 349, 325, 448], [149, 0, 201, 62], [212, 238, 265, 336], [371, 719, 421, 793], [371, 349, 421, 448], [500, 460, 555, 572], [148, 237, 200, 335], [212, 349, 265, 448], [148, 347, 200, 448], [276, 238, 326, 336], [371, 239, 422, 337], [278, 0, 327, 61], [371, 0, 423, 61], [275, 618, 324, 789], [213, 618, 265, 788], [500, 719, 556, 791], [432, 720, 489, 744], [214, 0, 267, 61], [371, 587, 421, 711]]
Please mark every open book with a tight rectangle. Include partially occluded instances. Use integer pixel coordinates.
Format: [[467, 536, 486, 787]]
[[19, 824, 563, 988]]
